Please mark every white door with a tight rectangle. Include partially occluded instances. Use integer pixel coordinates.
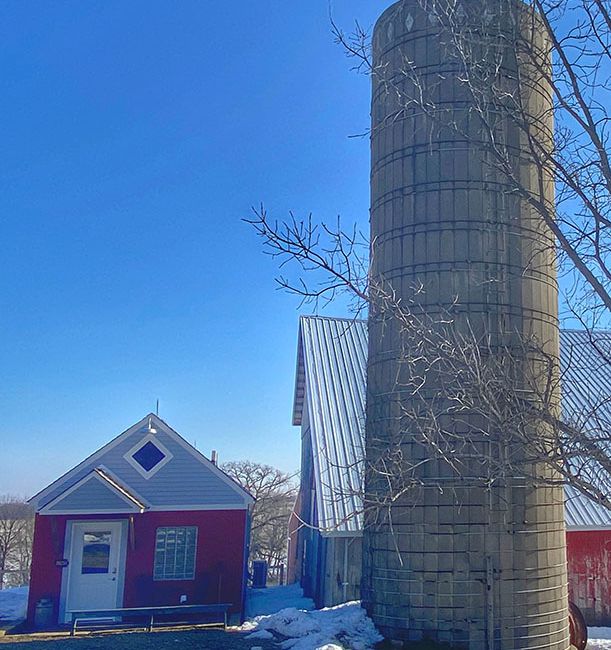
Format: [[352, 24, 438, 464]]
[[64, 521, 124, 622]]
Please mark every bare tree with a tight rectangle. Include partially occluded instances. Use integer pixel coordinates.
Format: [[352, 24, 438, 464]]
[[246, 0, 611, 518], [246, 210, 369, 314], [249, 218, 611, 531], [330, 0, 611, 329], [222, 461, 298, 571], [0, 497, 34, 589]]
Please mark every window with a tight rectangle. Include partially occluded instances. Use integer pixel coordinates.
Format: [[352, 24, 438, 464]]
[[124, 434, 173, 479], [81, 531, 111, 574], [153, 527, 197, 580], [132, 441, 165, 472]]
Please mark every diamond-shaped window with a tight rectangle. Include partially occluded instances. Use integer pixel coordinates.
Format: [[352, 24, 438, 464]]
[[132, 441, 166, 472]]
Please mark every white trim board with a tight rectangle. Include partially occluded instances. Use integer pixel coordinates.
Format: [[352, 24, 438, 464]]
[[95, 465, 150, 509], [40, 504, 249, 515]]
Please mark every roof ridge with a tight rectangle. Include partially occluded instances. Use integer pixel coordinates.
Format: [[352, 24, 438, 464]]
[[300, 314, 367, 324], [562, 328, 611, 335]]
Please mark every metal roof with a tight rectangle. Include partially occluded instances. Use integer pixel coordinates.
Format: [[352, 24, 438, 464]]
[[561, 330, 611, 529], [294, 319, 611, 532], [565, 484, 611, 529], [294, 316, 367, 535]]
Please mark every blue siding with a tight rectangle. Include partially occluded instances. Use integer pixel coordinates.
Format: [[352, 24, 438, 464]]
[[35, 415, 249, 511], [298, 407, 328, 607], [47, 475, 135, 512]]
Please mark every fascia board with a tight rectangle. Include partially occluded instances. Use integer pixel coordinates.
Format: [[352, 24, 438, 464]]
[[95, 465, 151, 509], [292, 320, 306, 426]]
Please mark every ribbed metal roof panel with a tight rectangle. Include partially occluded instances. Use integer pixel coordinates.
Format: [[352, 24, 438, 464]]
[[561, 330, 611, 529], [565, 484, 611, 528], [296, 322, 611, 532], [297, 316, 367, 534]]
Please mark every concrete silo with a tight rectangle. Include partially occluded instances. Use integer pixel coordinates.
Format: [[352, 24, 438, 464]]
[[364, 0, 570, 648]]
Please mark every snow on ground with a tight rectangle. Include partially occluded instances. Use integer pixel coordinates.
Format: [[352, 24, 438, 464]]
[[0, 586, 28, 622], [243, 590, 611, 650], [246, 584, 315, 619], [590, 629, 611, 650], [241, 585, 382, 650]]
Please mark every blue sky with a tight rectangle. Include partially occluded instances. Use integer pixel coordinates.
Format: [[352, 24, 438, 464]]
[[0, 1, 390, 496]]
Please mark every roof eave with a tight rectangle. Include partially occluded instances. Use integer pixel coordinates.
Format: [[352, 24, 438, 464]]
[[292, 318, 306, 426]]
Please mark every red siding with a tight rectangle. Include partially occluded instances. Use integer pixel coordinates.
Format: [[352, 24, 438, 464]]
[[27, 514, 66, 625], [27, 509, 248, 627], [567, 530, 611, 626]]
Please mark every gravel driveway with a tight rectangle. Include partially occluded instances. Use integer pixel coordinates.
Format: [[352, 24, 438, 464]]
[[0, 628, 277, 650]]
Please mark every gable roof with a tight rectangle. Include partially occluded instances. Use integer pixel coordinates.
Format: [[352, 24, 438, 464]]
[[293, 316, 367, 534], [40, 468, 148, 514], [294, 317, 611, 534], [29, 414, 253, 512]]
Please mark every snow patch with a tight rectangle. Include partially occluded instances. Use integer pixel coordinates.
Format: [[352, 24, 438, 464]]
[[246, 629, 275, 640], [0, 586, 28, 622], [590, 628, 611, 649], [242, 598, 382, 650]]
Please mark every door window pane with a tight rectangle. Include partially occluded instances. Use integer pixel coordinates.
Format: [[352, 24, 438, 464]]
[[82, 531, 111, 574], [154, 527, 197, 580]]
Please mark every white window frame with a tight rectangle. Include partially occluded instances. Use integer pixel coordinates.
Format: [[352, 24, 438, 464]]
[[124, 434, 173, 479], [153, 526, 198, 581]]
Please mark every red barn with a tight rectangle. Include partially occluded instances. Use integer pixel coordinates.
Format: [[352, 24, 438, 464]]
[[26, 414, 253, 628], [565, 479, 611, 626]]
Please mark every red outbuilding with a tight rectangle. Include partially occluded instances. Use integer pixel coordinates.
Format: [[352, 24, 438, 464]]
[[26, 414, 253, 628], [566, 485, 611, 626]]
